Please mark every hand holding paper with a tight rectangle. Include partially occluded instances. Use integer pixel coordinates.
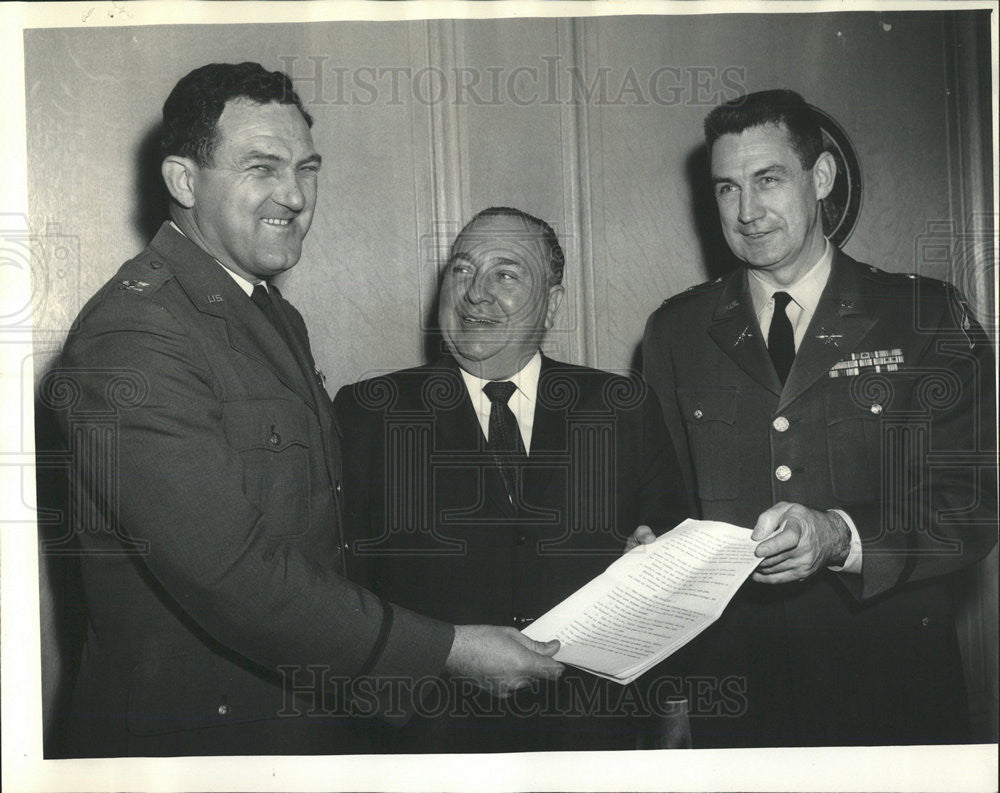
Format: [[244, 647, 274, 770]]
[[522, 520, 761, 684]]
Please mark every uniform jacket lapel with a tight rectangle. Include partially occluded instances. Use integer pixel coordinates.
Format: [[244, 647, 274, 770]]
[[707, 270, 784, 396], [149, 224, 319, 413], [778, 251, 878, 412]]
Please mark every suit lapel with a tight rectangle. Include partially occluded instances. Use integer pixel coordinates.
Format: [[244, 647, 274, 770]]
[[707, 270, 784, 396], [778, 252, 878, 411], [521, 355, 567, 506], [150, 225, 318, 413]]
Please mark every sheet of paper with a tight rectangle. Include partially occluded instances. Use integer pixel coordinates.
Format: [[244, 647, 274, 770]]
[[522, 519, 761, 684]]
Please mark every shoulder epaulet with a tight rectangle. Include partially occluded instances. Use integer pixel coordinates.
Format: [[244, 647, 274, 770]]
[[660, 275, 724, 306], [860, 263, 950, 290], [110, 251, 174, 299]]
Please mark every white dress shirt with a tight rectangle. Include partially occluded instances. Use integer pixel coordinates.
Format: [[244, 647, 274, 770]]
[[458, 352, 542, 454], [748, 240, 862, 574]]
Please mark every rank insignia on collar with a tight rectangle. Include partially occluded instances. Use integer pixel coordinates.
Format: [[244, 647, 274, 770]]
[[734, 325, 753, 347], [828, 348, 904, 378], [314, 365, 327, 385], [724, 299, 740, 312], [207, 294, 224, 304], [118, 279, 149, 292]]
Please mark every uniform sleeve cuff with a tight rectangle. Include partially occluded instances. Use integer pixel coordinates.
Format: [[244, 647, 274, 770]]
[[827, 509, 863, 574]]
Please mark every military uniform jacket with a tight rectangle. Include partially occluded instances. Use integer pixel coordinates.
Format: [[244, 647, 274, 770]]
[[642, 250, 997, 746], [52, 223, 453, 756], [334, 355, 689, 751]]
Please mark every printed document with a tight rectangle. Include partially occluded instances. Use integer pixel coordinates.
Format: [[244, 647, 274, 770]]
[[522, 519, 760, 684]]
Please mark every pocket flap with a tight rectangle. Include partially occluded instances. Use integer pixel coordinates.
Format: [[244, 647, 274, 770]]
[[222, 398, 309, 451]]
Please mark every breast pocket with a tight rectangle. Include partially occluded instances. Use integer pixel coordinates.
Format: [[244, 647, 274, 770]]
[[824, 387, 884, 503], [222, 398, 312, 534], [677, 387, 740, 501]]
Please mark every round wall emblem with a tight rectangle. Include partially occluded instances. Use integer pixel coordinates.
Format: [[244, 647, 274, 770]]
[[810, 104, 863, 247]]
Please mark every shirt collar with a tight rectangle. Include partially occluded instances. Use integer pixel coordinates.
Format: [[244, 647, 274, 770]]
[[169, 220, 260, 297], [748, 238, 833, 317], [458, 351, 543, 405]]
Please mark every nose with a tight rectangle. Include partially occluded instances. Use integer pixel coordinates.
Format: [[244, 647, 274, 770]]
[[274, 170, 307, 213], [463, 270, 493, 305], [737, 186, 764, 225]]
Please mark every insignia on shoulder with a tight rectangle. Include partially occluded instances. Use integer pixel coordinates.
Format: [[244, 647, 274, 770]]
[[828, 349, 904, 378], [118, 279, 150, 292]]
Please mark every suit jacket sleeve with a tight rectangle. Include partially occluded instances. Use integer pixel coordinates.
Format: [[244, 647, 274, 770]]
[[58, 291, 454, 692]]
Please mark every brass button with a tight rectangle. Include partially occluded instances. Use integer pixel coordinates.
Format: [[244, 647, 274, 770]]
[[149, 260, 162, 269], [218, 704, 229, 716], [775, 465, 792, 482], [334, 480, 343, 494], [268, 432, 281, 446], [772, 416, 790, 432], [870, 404, 883, 415], [516, 533, 527, 546], [921, 617, 930, 627], [693, 409, 704, 420]]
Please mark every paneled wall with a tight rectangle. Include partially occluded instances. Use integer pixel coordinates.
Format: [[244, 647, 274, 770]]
[[24, 10, 996, 741]]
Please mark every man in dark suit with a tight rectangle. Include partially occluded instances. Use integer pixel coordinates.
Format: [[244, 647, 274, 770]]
[[638, 89, 997, 746], [335, 207, 689, 753], [47, 63, 563, 757]]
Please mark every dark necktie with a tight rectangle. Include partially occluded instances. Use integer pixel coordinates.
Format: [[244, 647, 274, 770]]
[[768, 291, 796, 384], [483, 380, 526, 504], [251, 283, 298, 355]]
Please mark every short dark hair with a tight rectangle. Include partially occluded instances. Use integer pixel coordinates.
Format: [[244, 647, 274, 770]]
[[161, 62, 313, 167], [456, 207, 566, 286], [704, 89, 825, 169]]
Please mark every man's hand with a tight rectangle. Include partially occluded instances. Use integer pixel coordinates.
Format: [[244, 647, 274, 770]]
[[624, 524, 656, 553], [444, 625, 564, 698], [751, 502, 851, 584]]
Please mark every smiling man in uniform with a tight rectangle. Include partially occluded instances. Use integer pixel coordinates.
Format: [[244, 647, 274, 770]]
[[638, 89, 997, 746], [49, 63, 564, 757]]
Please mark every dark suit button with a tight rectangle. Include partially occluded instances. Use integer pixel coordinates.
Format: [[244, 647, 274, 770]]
[[512, 615, 534, 628]]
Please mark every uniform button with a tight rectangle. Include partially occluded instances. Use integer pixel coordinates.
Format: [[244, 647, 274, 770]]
[[870, 403, 883, 415], [149, 260, 162, 269], [775, 465, 792, 482], [342, 542, 349, 554], [921, 617, 930, 627], [772, 416, 790, 432], [693, 409, 704, 420], [515, 533, 527, 546], [334, 480, 343, 494], [268, 432, 281, 446], [218, 703, 229, 716]]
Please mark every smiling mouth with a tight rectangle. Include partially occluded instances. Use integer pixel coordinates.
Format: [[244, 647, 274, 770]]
[[461, 314, 500, 325], [261, 218, 293, 227], [741, 229, 774, 240]]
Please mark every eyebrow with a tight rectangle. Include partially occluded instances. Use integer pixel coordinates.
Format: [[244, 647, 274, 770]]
[[238, 150, 323, 168], [712, 163, 789, 184]]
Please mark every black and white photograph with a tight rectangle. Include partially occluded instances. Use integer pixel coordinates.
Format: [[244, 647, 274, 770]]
[[1, 1, 997, 791]]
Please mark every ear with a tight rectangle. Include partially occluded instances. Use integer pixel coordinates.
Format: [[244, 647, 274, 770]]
[[161, 156, 199, 209], [544, 284, 565, 330], [812, 150, 837, 201]]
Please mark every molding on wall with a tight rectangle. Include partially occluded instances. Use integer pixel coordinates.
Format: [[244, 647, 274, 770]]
[[941, 12, 998, 742]]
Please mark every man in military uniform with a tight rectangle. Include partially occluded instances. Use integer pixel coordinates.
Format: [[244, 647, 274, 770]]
[[48, 63, 562, 757], [638, 89, 996, 746]]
